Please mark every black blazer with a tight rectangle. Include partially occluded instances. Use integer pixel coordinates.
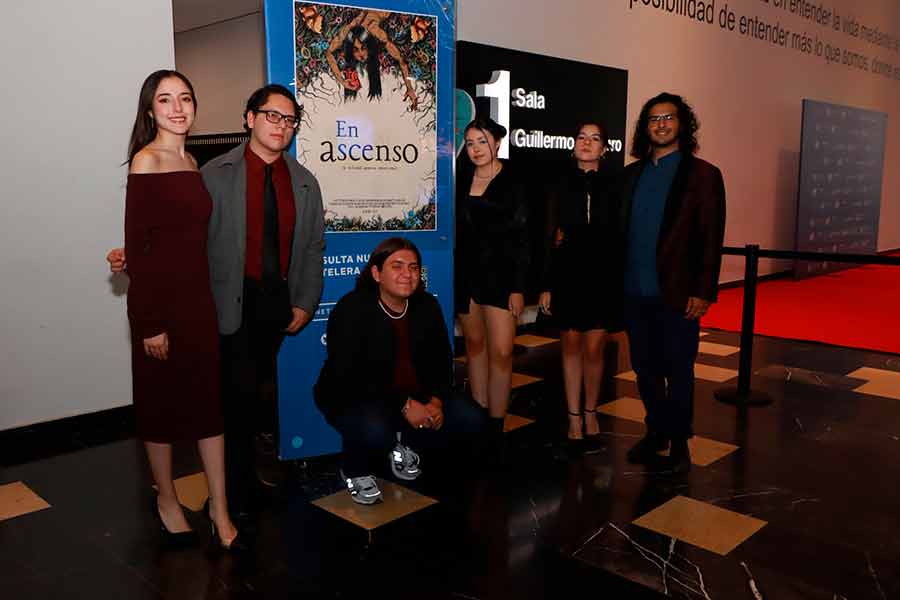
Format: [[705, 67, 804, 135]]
[[618, 153, 726, 311], [454, 160, 530, 310], [314, 287, 452, 423]]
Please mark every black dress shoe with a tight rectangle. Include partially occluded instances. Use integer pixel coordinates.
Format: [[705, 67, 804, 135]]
[[626, 433, 669, 464], [667, 439, 692, 474], [582, 409, 606, 454], [153, 499, 198, 548], [581, 436, 606, 455], [206, 505, 251, 553]]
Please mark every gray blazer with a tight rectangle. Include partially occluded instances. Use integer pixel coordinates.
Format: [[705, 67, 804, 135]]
[[201, 142, 325, 335]]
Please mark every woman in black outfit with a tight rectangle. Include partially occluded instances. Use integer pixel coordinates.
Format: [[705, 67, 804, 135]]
[[455, 116, 530, 436], [538, 121, 623, 443], [315, 237, 486, 504]]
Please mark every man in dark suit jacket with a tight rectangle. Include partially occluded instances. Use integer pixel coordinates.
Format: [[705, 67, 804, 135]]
[[618, 92, 726, 473]]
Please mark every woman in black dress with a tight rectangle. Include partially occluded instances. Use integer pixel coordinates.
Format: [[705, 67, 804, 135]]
[[538, 121, 622, 442], [455, 117, 530, 436], [123, 70, 239, 547]]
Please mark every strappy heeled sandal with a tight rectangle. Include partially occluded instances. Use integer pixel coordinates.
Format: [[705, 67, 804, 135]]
[[567, 410, 584, 441]]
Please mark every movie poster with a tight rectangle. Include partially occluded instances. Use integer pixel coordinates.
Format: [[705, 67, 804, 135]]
[[265, 0, 455, 459], [293, 3, 437, 231]]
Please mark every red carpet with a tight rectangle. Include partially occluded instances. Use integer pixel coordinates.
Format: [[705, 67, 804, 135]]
[[702, 260, 900, 355]]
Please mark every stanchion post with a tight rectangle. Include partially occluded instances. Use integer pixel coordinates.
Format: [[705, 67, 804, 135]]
[[715, 244, 773, 407]]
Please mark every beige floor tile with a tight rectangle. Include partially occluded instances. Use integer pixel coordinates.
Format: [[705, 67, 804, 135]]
[[698, 341, 740, 357], [614, 370, 638, 382], [616, 364, 737, 384], [848, 367, 900, 400], [454, 366, 541, 389], [694, 363, 739, 382], [312, 480, 437, 531], [598, 398, 739, 466], [659, 438, 740, 467], [690, 438, 739, 467], [0, 481, 51, 521], [597, 396, 645, 423], [633, 495, 766, 556], [511, 372, 543, 389], [854, 382, 900, 400], [847, 366, 900, 382], [504, 413, 535, 433], [174, 472, 209, 512], [458, 361, 541, 382], [515, 334, 558, 347]]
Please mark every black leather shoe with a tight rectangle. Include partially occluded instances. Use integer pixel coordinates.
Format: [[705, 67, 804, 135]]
[[206, 504, 251, 553], [626, 433, 669, 464], [667, 439, 692, 474], [153, 498, 198, 548]]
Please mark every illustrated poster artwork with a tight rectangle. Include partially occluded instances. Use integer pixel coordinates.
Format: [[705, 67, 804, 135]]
[[294, 2, 437, 231]]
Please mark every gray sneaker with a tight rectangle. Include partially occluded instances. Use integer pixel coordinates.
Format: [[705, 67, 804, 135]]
[[341, 471, 382, 505], [390, 433, 422, 481]]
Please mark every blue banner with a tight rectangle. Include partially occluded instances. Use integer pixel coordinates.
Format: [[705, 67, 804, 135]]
[[264, 0, 456, 459]]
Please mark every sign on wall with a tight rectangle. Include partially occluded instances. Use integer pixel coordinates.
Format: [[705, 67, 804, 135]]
[[264, 0, 456, 459], [456, 42, 628, 170], [795, 99, 886, 278], [456, 42, 628, 296]]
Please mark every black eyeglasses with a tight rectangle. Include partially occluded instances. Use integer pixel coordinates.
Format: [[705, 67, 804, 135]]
[[256, 109, 301, 129]]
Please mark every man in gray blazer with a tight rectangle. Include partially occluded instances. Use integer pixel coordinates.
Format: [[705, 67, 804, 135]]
[[109, 84, 325, 517]]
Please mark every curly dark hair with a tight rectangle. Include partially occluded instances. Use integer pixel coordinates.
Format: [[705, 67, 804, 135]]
[[630, 92, 699, 159]]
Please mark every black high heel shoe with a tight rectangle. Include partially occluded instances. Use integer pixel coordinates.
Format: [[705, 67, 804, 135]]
[[583, 408, 603, 438], [566, 410, 584, 438], [153, 497, 197, 547], [205, 500, 249, 552], [582, 408, 606, 455], [566, 411, 585, 455]]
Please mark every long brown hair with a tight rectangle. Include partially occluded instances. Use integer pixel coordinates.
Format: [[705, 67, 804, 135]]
[[126, 70, 197, 164]]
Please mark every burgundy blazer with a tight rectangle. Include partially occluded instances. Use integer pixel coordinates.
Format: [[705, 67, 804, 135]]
[[618, 154, 726, 312]]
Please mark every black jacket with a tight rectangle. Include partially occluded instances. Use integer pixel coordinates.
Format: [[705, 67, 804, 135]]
[[454, 161, 530, 310], [314, 287, 452, 423], [618, 153, 726, 311]]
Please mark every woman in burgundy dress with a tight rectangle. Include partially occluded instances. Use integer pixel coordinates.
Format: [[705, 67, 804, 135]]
[[124, 70, 239, 548]]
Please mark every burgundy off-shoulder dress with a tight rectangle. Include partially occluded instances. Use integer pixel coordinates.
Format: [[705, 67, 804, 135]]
[[124, 171, 223, 443]]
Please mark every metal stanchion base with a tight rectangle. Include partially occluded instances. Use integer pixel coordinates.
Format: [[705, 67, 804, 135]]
[[714, 386, 773, 407]]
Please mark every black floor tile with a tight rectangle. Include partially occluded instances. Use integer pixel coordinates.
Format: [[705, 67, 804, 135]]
[[3, 331, 900, 598]]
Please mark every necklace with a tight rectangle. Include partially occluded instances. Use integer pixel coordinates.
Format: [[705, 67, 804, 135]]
[[474, 162, 502, 179], [378, 298, 408, 319]]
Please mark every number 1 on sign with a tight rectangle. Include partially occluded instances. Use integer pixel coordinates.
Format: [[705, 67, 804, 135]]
[[475, 69, 510, 159]]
